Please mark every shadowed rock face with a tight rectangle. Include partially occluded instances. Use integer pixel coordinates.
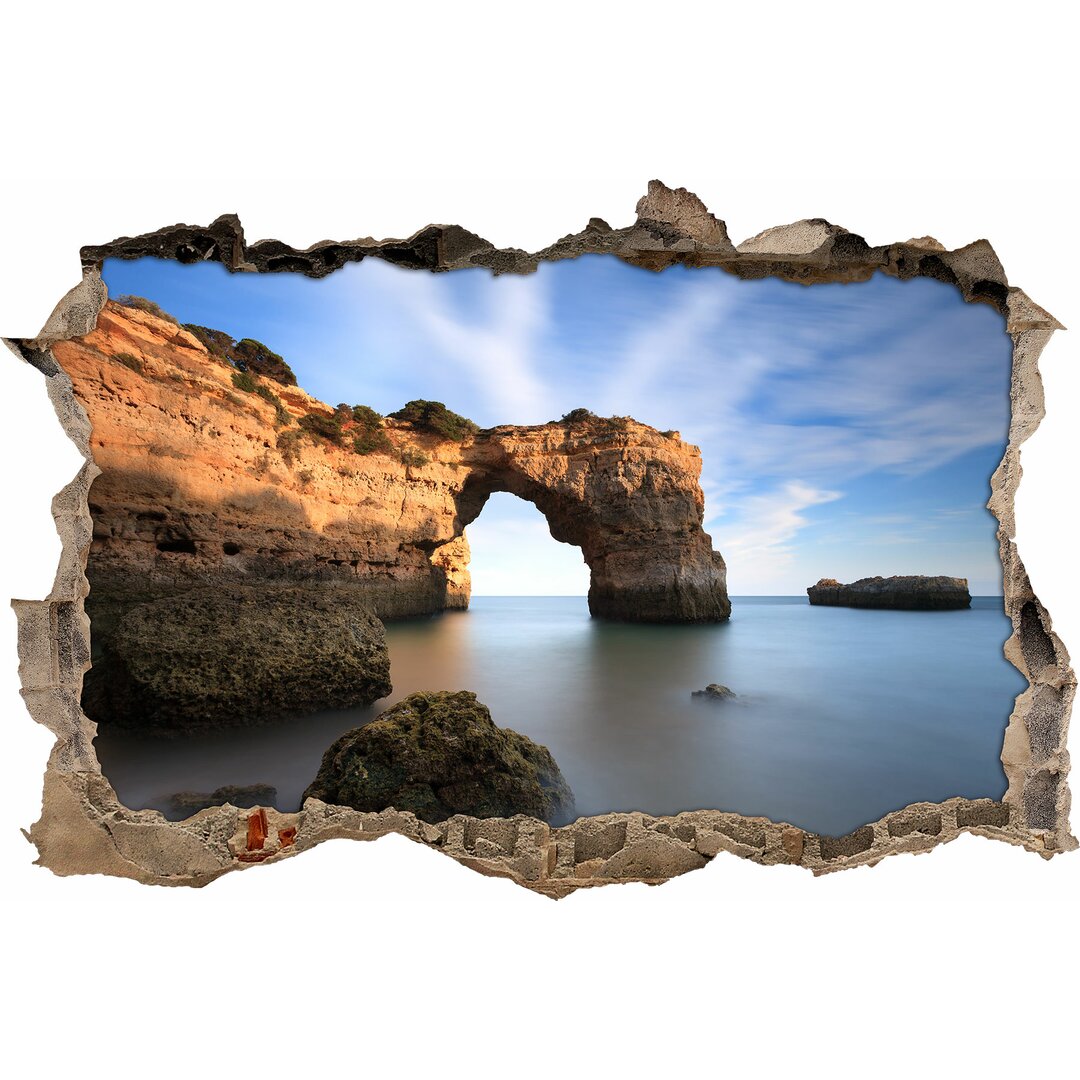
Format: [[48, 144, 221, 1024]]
[[55, 302, 729, 630], [807, 576, 971, 610], [304, 691, 575, 824], [82, 584, 392, 733]]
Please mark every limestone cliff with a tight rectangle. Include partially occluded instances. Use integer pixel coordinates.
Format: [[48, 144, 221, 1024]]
[[53, 300, 729, 642]]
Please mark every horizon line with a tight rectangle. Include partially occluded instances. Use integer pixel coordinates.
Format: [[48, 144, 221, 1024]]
[[468, 593, 1007, 599]]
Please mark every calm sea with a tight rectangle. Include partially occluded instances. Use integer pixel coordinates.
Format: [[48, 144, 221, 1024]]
[[95, 595, 1026, 836]]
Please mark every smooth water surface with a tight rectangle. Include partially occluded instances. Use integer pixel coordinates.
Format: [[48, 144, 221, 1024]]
[[96, 596, 1025, 835]]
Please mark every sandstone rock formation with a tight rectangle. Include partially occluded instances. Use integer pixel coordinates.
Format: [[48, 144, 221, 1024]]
[[81, 583, 391, 732], [53, 301, 729, 643], [304, 691, 575, 825], [807, 575, 972, 610]]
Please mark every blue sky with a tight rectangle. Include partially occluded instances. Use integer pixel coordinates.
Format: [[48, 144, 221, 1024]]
[[102, 256, 1013, 595]]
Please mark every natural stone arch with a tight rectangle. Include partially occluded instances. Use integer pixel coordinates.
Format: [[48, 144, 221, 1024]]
[[446, 416, 730, 623]]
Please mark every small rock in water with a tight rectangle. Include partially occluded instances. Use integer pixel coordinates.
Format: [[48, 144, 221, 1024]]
[[692, 683, 736, 702], [168, 783, 278, 816]]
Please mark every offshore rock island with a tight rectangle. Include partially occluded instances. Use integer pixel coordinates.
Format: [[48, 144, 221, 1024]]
[[56, 298, 730, 736], [807, 576, 972, 610]]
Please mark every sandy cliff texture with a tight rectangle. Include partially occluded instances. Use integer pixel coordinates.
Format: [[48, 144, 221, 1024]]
[[52, 301, 729, 650]]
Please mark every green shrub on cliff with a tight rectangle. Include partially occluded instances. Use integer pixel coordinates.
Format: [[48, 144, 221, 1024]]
[[298, 411, 344, 445], [183, 323, 235, 359], [353, 427, 393, 455], [347, 403, 393, 456], [389, 400, 478, 442], [251, 383, 292, 427], [232, 338, 297, 386], [277, 429, 304, 467], [114, 352, 144, 374], [560, 408, 595, 424], [399, 448, 430, 469], [180, 323, 297, 387], [231, 370, 258, 393], [558, 408, 630, 433], [351, 404, 383, 428], [115, 295, 179, 324]]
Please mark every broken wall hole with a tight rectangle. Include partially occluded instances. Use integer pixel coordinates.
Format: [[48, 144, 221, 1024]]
[[6, 181, 1074, 893]]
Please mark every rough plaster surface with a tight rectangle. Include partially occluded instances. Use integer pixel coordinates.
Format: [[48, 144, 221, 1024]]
[[4, 181, 1074, 894]]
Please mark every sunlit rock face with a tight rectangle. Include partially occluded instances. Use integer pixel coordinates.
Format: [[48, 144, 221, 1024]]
[[54, 302, 729, 656], [459, 420, 729, 622]]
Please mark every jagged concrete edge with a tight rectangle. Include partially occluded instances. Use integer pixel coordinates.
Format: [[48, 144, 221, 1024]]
[[3, 180, 1074, 895]]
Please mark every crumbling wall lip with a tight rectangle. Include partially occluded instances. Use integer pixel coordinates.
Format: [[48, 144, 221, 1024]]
[[7, 180, 1074, 894]]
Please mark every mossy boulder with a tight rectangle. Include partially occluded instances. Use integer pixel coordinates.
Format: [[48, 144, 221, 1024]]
[[304, 691, 575, 824], [83, 584, 391, 734]]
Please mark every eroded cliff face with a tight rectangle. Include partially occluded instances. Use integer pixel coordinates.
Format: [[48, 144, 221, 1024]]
[[53, 301, 729, 648], [460, 421, 729, 621]]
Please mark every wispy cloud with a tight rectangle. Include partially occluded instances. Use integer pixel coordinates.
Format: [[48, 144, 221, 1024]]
[[349, 264, 555, 422], [710, 482, 842, 589], [102, 256, 1012, 594]]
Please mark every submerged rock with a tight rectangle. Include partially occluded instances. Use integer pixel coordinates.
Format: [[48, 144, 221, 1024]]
[[807, 575, 971, 611], [692, 683, 737, 701], [304, 690, 575, 825], [82, 583, 392, 734], [168, 783, 278, 816]]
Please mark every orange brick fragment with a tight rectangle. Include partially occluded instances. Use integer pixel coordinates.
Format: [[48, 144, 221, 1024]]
[[277, 826, 297, 848], [247, 808, 269, 851]]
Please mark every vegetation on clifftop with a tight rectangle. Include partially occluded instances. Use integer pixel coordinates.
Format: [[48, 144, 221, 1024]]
[[390, 399, 479, 441], [115, 294, 179, 325], [348, 404, 393, 455], [182, 320, 297, 386], [276, 402, 399, 467], [559, 408, 631, 433], [107, 300, 457, 470]]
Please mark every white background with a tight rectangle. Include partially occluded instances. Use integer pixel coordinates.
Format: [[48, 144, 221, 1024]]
[[1, 4, 1077, 1077]]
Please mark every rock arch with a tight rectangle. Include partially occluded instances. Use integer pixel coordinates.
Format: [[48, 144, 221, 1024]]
[[54, 303, 730, 630], [448, 417, 730, 622]]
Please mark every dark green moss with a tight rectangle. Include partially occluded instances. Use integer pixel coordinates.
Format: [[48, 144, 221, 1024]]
[[304, 691, 574, 824]]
